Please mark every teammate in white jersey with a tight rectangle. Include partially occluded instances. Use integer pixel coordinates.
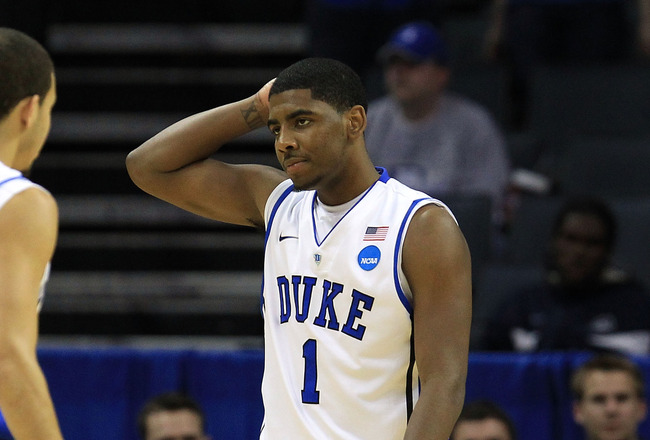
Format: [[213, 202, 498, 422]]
[[0, 28, 63, 439], [128, 57, 472, 439]]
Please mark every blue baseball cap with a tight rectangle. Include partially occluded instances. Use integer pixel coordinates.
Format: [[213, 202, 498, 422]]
[[378, 21, 450, 66]]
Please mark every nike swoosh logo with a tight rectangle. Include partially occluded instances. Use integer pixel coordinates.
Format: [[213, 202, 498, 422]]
[[279, 234, 299, 242]]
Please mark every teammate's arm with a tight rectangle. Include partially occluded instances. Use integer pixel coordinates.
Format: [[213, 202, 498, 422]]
[[402, 204, 472, 440], [0, 188, 63, 440], [126, 79, 287, 228]]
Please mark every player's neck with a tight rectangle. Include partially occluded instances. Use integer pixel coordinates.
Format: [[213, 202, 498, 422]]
[[0, 122, 22, 169], [0, 143, 18, 169], [317, 165, 379, 206]]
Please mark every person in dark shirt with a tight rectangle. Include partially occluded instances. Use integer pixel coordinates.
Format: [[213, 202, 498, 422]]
[[483, 0, 650, 128], [481, 196, 650, 354]]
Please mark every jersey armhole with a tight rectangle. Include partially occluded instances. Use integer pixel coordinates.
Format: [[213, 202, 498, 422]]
[[394, 198, 455, 315]]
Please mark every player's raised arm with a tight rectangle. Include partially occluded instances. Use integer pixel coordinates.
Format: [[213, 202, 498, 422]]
[[402, 204, 472, 440], [126, 79, 287, 228]]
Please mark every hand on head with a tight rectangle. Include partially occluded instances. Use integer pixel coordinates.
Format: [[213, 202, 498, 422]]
[[255, 78, 275, 121]]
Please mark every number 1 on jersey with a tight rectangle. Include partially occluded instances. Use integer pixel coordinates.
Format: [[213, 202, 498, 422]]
[[302, 339, 320, 404]]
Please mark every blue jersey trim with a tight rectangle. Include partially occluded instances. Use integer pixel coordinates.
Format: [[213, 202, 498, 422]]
[[311, 169, 387, 247], [0, 175, 26, 187], [376, 166, 390, 183], [261, 184, 295, 314], [393, 197, 433, 315], [405, 327, 416, 420]]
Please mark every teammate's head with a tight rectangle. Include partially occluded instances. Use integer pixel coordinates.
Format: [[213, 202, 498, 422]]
[[450, 400, 517, 440], [137, 392, 210, 440], [572, 354, 647, 440], [0, 27, 54, 120], [270, 57, 368, 114], [0, 27, 56, 172]]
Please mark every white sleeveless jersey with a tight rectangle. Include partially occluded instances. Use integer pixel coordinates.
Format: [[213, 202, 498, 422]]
[[260, 168, 454, 440], [0, 161, 51, 310]]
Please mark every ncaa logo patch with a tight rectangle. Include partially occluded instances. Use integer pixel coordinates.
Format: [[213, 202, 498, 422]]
[[358, 245, 381, 271]]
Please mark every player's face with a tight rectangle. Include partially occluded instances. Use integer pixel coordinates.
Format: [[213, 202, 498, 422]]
[[145, 409, 208, 440], [573, 371, 646, 440], [268, 89, 350, 193], [452, 418, 512, 440], [16, 74, 56, 172]]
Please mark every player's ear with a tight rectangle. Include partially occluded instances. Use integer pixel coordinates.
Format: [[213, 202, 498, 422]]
[[19, 95, 40, 129], [347, 105, 366, 139]]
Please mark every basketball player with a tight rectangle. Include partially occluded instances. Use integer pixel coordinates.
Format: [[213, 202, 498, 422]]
[[0, 28, 63, 439], [127, 58, 472, 439]]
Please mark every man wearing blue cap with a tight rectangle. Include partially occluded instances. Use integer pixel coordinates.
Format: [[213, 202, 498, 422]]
[[366, 21, 510, 229]]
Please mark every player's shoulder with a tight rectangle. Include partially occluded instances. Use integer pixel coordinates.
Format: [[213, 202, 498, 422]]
[[384, 179, 461, 239], [381, 177, 450, 210], [410, 202, 458, 230], [15, 184, 56, 209], [0, 187, 58, 265], [0, 185, 57, 228]]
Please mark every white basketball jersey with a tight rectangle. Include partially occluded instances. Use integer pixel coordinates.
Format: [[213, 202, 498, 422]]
[[0, 161, 51, 310], [260, 168, 453, 439]]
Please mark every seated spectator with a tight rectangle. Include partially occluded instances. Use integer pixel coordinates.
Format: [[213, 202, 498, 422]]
[[305, 0, 442, 99], [480, 196, 650, 354], [483, 0, 650, 128], [450, 400, 517, 440], [365, 21, 511, 227], [571, 353, 647, 440], [137, 391, 211, 440]]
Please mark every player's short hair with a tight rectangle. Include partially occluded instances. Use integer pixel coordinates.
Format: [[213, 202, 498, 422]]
[[0, 27, 54, 119], [571, 353, 646, 401], [137, 391, 206, 439], [452, 400, 517, 440], [270, 57, 368, 114]]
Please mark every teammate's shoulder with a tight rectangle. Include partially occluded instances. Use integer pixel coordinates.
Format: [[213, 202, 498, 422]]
[[1, 186, 57, 221]]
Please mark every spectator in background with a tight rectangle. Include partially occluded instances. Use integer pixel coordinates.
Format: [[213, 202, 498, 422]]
[[305, 0, 442, 99], [480, 197, 650, 355], [365, 21, 511, 228], [571, 354, 647, 440], [450, 400, 517, 440], [483, 0, 650, 128], [137, 392, 211, 440]]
